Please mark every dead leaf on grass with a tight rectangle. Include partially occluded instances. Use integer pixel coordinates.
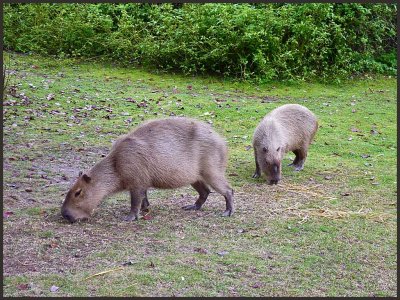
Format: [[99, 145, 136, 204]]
[[370, 128, 379, 135], [137, 101, 148, 108], [126, 97, 136, 103], [217, 251, 229, 257], [48, 242, 59, 249], [3, 211, 14, 218], [194, 247, 209, 254], [251, 282, 263, 289], [50, 285, 59, 292], [143, 214, 153, 220], [17, 283, 31, 290]]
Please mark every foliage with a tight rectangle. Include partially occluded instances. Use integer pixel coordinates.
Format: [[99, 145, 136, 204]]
[[3, 3, 397, 81]]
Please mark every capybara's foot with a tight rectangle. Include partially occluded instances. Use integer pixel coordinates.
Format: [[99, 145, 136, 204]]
[[252, 172, 260, 178], [221, 209, 233, 217], [141, 208, 150, 216], [182, 204, 201, 211], [124, 212, 139, 221], [294, 165, 304, 171], [289, 162, 304, 171], [293, 161, 304, 171]]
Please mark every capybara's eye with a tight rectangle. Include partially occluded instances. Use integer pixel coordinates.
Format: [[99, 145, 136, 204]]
[[75, 189, 82, 197]]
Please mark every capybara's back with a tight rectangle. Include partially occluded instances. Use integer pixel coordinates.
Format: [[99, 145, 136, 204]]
[[113, 117, 228, 189], [264, 104, 318, 147]]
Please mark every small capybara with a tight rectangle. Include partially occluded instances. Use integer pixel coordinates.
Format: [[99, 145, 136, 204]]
[[61, 117, 234, 223], [252, 104, 318, 185]]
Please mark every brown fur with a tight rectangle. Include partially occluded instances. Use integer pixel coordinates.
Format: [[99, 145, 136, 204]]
[[61, 117, 234, 223], [252, 104, 318, 184]]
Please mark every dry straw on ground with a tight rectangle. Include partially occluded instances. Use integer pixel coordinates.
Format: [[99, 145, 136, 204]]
[[267, 183, 395, 224]]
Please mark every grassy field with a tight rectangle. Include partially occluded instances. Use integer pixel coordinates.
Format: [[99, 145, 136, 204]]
[[2, 52, 397, 297]]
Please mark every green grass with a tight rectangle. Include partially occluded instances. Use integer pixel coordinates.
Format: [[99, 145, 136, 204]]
[[2, 52, 397, 297]]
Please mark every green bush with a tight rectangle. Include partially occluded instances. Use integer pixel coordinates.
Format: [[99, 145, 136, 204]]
[[3, 3, 397, 81]]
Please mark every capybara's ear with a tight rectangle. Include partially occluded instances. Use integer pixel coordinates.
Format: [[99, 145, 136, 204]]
[[82, 174, 91, 183], [78, 171, 83, 177], [75, 188, 82, 197]]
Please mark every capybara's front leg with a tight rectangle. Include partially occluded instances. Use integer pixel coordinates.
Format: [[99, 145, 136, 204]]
[[125, 189, 146, 221], [182, 181, 210, 211], [252, 149, 261, 178]]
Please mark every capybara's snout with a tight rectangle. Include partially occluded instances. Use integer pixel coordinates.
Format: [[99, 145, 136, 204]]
[[61, 208, 76, 223], [61, 207, 88, 223], [267, 164, 280, 185], [269, 179, 278, 185]]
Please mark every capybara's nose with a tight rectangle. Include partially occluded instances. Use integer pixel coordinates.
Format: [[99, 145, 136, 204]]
[[61, 210, 75, 223], [269, 179, 279, 185]]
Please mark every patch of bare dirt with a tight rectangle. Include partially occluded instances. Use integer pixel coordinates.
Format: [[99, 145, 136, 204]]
[[2, 175, 330, 277]]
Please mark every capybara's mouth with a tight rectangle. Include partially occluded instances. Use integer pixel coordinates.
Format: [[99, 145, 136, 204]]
[[62, 212, 74, 223], [65, 217, 76, 223], [62, 213, 88, 224], [66, 217, 88, 224]]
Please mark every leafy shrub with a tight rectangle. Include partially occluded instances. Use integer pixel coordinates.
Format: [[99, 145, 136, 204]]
[[3, 3, 397, 81]]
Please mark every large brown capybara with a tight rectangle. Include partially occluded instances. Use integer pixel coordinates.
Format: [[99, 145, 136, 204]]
[[252, 104, 318, 185], [61, 117, 234, 223]]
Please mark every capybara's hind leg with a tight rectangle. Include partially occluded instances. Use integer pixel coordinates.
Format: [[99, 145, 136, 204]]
[[141, 191, 150, 211], [182, 181, 210, 211], [125, 189, 146, 221], [288, 149, 300, 166], [206, 176, 234, 217], [289, 149, 307, 171], [252, 149, 261, 178]]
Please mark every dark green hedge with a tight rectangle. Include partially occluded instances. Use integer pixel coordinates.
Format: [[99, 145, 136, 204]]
[[3, 3, 397, 81]]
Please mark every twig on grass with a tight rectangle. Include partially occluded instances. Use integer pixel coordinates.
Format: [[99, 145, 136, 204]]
[[84, 266, 124, 281]]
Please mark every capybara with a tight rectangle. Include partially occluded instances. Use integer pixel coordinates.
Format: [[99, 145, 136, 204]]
[[252, 104, 318, 185], [61, 117, 234, 223]]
